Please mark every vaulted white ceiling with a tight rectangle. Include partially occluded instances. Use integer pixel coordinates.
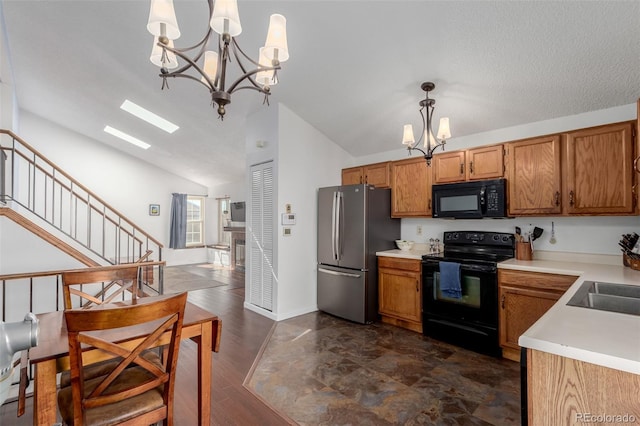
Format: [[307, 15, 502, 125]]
[[3, 1, 640, 188]]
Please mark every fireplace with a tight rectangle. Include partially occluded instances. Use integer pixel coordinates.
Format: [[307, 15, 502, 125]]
[[224, 226, 245, 270]]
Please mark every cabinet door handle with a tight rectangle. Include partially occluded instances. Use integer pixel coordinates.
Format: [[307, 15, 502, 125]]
[[364, 175, 368, 184], [634, 156, 639, 174], [501, 294, 505, 309], [569, 190, 575, 207], [469, 161, 474, 175], [460, 163, 465, 175], [554, 191, 560, 206], [416, 279, 419, 292], [359, 175, 363, 184]]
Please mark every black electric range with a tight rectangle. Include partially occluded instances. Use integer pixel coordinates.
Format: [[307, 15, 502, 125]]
[[421, 231, 515, 357]]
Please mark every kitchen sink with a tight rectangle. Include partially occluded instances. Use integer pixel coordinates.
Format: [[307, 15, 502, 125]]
[[566, 281, 640, 316]]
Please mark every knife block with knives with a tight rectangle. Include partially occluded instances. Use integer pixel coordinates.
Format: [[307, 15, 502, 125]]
[[620, 232, 640, 270]]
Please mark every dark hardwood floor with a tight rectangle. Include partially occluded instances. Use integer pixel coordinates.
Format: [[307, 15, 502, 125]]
[[0, 266, 290, 426]]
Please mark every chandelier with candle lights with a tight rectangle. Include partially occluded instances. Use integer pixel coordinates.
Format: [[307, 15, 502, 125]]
[[401, 82, 451, 165], [147, 0, 289, 119]]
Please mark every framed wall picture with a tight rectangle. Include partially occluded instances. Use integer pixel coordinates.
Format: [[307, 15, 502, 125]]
[[149, 204, 160, 216]]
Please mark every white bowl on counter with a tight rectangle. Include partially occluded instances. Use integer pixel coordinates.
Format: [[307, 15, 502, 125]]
[[395, 240, 414, 251]]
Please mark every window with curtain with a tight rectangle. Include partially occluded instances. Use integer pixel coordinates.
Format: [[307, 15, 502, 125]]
[[186, 196, 205, 246]]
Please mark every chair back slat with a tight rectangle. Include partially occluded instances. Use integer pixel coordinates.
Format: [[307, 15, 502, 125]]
[[62, 266, 141, 309]]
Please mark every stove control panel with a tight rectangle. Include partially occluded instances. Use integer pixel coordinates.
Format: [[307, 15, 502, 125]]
[[443, 231, 514, 247]]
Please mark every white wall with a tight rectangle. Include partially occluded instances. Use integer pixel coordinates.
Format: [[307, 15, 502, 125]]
[[0, 217, 84, 274], [244, 103, 354, 321], [0, 217, 85, 320], [275, 104, 352, 320], [12, 111, 209, 266], [400, 216, 640, 256], [355, 103, 640, 256], [0, 1, 17, 131]]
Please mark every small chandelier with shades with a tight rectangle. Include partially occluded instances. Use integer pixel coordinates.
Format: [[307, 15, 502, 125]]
[[402, 82, 451, 166], [146, 0, 289, 119]]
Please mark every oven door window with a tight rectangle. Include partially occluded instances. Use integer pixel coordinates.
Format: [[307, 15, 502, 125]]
[[432, 271, 481, 308]]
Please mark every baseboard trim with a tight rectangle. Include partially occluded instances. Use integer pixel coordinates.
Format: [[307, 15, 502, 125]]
[[244, 301, 278, 320]]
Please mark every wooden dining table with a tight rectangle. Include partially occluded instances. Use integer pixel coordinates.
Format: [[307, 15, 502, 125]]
[[27, 297, 222, 426]]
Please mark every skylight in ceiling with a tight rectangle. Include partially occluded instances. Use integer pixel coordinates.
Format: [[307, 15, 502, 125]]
[[104, 126, 151, 150], [120, 100, 179, 133]]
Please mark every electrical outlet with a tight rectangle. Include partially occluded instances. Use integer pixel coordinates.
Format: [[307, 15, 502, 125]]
[[417, 225, 423, 236], [285, 204, 292, 213]]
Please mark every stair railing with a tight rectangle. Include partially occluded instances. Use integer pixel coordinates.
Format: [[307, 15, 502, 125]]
[[0, 130, 163, 266]]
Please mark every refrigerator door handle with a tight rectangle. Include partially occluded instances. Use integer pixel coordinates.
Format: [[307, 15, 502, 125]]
[[318, 267, 361, 279], [331, 191, 338, 260], [336, 191, 344, 260]]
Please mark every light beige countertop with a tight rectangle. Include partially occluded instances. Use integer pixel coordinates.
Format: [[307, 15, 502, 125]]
[[499, 253, 640, 374], [376, 243, 440, 260]]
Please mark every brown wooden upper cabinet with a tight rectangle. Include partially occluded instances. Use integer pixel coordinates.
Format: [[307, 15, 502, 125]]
[[391, 156, 432, 217], [506, 135, 562, 216], [563, 121, 635, 215], [507, 121, 637, 216], [433, 145, 504, 184], [341, 161, 391, 188]]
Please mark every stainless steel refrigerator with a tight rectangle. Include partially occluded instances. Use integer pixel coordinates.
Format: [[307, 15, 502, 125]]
[[317, 184, 400, 324]]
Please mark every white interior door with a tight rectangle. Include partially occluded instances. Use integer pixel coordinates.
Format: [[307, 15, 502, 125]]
[[249, 161, 274, 311]]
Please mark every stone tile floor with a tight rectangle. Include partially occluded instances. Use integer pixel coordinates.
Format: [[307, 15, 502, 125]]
[[245, 312, 520, 425]]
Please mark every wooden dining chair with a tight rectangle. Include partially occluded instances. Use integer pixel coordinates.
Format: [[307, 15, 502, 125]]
[[57, 292, 187, 426], [17, 265, 145, 417], [58, 265, 162, 390], [61, 265, 143, 310]]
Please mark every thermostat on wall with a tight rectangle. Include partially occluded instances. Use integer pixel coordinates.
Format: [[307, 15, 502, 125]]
[[281, 213, 296, 225]]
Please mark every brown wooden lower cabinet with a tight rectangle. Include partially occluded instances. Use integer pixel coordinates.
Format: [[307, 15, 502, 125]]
[[527, 349, 640, 425], [378, 256, 422, 333], [498, 269, 577, 361]]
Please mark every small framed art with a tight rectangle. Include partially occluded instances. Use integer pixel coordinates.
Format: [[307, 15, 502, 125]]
[[149, 204, 160, 216]]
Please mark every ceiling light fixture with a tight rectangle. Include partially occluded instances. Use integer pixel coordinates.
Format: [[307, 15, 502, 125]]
[[120, 100, 179, 133], [104, 126, 151, 150], [402, 82, 451, 166], [146, 0, 289, 120]]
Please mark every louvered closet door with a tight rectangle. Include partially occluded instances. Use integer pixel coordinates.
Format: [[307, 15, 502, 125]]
[[249, 161, 274, 311]]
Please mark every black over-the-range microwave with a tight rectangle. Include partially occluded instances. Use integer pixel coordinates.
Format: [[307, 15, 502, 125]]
[[432, 178, 508, 219]]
